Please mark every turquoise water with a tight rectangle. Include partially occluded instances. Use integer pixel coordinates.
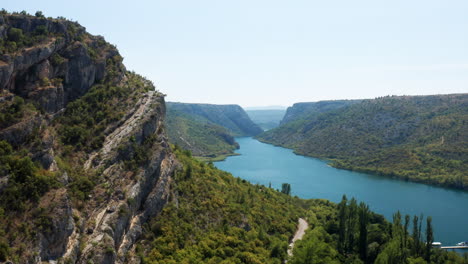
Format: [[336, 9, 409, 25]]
[[214, 137, 468, 248]]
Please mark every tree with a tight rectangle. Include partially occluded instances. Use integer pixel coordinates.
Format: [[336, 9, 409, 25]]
[[337, 195, 348, 254], [359, 202, 369, 263], [7, 28, 23, 42], [425, 216, 433, 262], [281, 183, 291, 195], [346, 198, 358, 253], [412, 215, 422, 257], [35, 11, 44, 17]]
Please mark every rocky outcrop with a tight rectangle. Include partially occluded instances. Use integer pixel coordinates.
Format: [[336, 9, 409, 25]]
[[0, 13, 178, 264], [70, 92, 177, 264], [0, 14, 125, 114]]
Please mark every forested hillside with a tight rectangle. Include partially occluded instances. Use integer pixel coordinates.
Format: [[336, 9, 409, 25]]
[[165, 102, 262, 160], [258, 94, 468, 190], [280, 100, 361, 125], [166, 108, 239, 161], [167, 102, 263, 136]]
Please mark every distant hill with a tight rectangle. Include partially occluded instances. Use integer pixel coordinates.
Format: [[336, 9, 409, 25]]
[[281, 100, 361, 124], [257, 94, 468, 189], [166, 108, 239, 159], [246, 109, 286, 130], [166, 102, 262, 159], [168, 102, 263, 136]]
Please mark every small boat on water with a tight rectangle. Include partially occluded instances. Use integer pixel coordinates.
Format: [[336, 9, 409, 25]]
[[456, 241, 468, 246], [431, 242, 442, 247]]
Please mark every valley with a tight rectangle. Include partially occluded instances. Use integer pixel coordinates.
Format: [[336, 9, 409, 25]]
[[0, 10, 467, 264]]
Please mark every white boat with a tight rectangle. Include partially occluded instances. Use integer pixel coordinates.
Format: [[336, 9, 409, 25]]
[[431, 242, 442, 247], [456, 241, 467, 246]]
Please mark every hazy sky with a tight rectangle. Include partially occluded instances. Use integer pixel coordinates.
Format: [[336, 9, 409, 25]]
[[4, 0, 468, 107]]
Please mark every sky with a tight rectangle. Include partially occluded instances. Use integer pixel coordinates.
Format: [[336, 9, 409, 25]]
[[3, 0, 468, 107]]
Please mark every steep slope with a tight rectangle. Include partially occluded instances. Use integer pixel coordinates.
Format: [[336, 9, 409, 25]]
[[258, 94, 468, 189], [166, 107, 239, 160], [0, 12, 177, 263], [246, 109, 286, 130], [167, 102, 263, 136], [280, 100, 361, 125]]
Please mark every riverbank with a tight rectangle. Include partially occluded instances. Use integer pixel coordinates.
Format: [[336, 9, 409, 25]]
[[255, 137, 467, 191], [195, 152, 240, 162]]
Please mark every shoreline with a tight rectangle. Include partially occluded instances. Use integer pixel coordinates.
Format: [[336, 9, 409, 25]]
[[254, 137, 467, 192]]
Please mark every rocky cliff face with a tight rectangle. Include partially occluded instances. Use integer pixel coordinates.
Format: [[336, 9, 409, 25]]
[[0, 14, 125, 114], [0, 13, 178, 264]]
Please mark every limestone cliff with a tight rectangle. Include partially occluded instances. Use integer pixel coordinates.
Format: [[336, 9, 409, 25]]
[[0, 13, 178, 263]]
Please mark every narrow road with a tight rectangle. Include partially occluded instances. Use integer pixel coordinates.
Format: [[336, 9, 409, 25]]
[[287, 218, 309, 257]]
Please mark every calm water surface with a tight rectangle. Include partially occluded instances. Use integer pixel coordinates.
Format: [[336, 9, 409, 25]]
[[214, 137, 468, 247]]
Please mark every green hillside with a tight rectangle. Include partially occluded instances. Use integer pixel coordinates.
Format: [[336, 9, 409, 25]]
[[136, 149, 466, 264], [165, 102, 263, 160], [246, 109, 286, 130], [281, 100, 361, 125], [167, 102, 263, 136], [257, 94, 468, 190], [166, 108, 239, 161]]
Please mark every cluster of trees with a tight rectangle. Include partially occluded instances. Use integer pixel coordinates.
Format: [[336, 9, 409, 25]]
[[0, 141, 58, 211], [0, 96, 37, 129], [289, 195, 467, 264], [0, 22, 50, 54]]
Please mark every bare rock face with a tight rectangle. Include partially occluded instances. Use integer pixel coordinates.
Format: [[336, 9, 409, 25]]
[[0, 14, 125, 114]]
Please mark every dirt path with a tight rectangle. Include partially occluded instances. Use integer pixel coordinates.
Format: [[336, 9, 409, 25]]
[[287, 218, 309, 257]]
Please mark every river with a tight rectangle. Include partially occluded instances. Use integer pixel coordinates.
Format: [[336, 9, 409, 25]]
[[214, 137, 468, 248]]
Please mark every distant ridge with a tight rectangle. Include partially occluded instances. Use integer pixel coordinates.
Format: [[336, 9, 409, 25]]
[[166, 102, 262, 159], [168, 102, 263, 136]]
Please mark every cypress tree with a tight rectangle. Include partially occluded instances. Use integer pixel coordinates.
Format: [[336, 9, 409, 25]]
[[358, 202, 369, 263], [337, 195, 348, 254], [425, 216, 433, 262]]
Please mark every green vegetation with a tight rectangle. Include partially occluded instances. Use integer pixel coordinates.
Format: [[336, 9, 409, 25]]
[[167, 102, 263, 137], [289, 196, 466, 264], [137, 150, 466, 263], [258, 94, 468, 190], [0, 140, 59, 261], [0, 140, 58, 211], [165, 102, 265, 160], [0, 96, 38, 129], [56, 71, 153, 152], [281, 100, 361, 125], [0, 23, 50, 54], [140, 148, 304, 264], [166, 108, 239, 160]]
